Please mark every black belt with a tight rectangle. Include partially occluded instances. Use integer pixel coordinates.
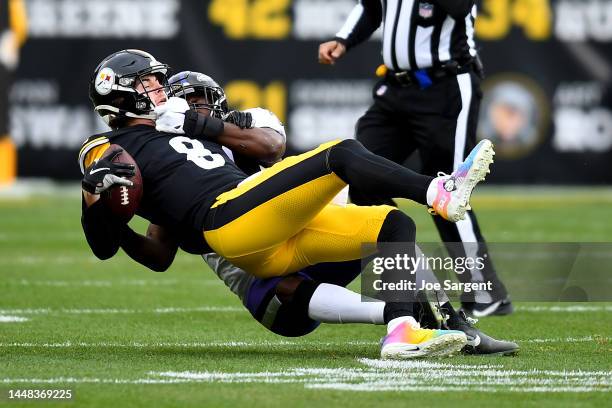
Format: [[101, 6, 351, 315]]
[[386, 59, 481, 87]]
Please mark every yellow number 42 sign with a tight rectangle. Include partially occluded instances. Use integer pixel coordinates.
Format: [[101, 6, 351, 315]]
[[208, 0, 291, 40]]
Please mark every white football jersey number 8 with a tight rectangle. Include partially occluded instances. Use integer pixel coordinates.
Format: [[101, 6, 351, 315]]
[[169, 136, 225, 170]]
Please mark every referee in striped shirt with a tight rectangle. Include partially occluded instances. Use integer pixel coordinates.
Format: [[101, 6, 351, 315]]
[[319, 0, 512, 317]]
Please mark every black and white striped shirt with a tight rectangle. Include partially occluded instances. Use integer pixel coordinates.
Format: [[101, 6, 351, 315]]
[[335, 0, 477, 71]]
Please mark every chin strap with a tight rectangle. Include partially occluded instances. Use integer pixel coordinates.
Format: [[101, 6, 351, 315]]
[[95, 105, 157, 125]]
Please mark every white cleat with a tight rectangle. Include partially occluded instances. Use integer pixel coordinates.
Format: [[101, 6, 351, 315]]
[[429, 139, 495, 222]]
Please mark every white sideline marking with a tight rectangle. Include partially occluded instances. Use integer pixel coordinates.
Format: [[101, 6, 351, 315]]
[[2, 305, 610, 317], [6, 279, 223, 287], [0, 306, 244, 315], [0, 315, 29, 323], [0, 253, 210, 265], [520, 336, 609, 343], [7, 279, 187, 287], [1, 255, 95, 265], [1, 336, 607, 349], [6, 359, 607, 392], [151, 359, 612, 392], [516, 305, 612, 312], [0, 340, 377, 348]]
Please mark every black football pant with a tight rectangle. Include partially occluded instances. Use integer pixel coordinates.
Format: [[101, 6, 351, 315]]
[[349, 70, 509, 304]]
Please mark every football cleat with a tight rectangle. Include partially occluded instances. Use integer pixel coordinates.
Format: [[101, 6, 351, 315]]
[[381, 317, 467, 359], [429, 139, 495, 222], [462, 297, 514, 317], [446, 311, 519, 356]]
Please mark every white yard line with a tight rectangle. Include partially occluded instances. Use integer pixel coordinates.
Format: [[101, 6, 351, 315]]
[[4, 359, 609, 393], [0, 336, 606, 349], [0, 315, 29, 323], [2, 304, 609, 317], [0, 306, 244, 315], [0, 340, 377, 348], [516, 305, 612, 312], [518, 336, 610, 343], [5, 279, 222, 287]]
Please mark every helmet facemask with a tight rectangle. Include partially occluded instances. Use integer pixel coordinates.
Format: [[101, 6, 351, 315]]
[[168, 71, 228, 119], [171, 83, 227, 119]]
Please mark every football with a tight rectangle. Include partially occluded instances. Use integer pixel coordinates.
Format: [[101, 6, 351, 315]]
[[100, 144, 143, 222]]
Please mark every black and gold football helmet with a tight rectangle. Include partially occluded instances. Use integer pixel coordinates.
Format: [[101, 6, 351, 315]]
[[89, 49, 170, 127]]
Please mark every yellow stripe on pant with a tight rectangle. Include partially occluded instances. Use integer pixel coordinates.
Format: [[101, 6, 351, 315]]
[[203, 139, 395, 278], [210, 139, 342, 209]]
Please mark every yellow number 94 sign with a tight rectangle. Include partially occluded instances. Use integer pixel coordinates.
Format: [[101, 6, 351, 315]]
[[476, 0, 552, 41]]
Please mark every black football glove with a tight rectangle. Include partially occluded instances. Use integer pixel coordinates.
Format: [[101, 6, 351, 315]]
[[223, 110, 254, 129], [82, 149, 135, 195]]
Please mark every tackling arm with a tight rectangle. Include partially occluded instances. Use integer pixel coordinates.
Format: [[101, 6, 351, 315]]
[[217, 124, 285, 165], [182, 106, 287, 165]]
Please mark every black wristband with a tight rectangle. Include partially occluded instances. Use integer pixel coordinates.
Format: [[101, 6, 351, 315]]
[[183, 110, 225, 140], [333, 36, 352, 51], [81, 178, 96, 194]]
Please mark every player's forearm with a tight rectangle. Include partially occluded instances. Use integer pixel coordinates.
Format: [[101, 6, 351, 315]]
[[119, 226, 178, 272], [218, 125, 285, 164], [335, 0, 382, 51], [82, 190, 100, 207], [437, 0, 474, 18], [81, 197, 122, 260]]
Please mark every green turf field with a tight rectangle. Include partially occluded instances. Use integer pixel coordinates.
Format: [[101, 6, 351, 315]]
[[1, 186, 611, 407]]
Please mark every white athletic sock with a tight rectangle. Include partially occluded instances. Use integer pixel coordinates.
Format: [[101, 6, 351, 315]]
[[307, 283, 385, 324], [387, 316, 419, 334], [426, 176, 442, 207]]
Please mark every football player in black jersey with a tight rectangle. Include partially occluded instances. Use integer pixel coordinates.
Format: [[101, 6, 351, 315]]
[[80, 49, 498, 359]]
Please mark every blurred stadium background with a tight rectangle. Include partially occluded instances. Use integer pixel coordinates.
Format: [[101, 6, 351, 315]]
[[1, 0, 611, 185]]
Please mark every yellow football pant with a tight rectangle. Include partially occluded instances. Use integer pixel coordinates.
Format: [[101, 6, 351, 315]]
[[203, 140, 395, 278]]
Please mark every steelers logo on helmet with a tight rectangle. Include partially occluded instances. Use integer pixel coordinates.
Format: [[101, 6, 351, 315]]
[[95, 67, 115, 95]]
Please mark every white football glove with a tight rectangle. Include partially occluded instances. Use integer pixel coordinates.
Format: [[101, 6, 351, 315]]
[[244, 108, 286, 138], [81, 149, 135, 195], [155, 97, 190, 134]]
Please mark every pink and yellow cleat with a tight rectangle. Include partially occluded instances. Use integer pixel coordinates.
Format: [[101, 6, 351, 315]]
[[381, 317, 467, 359], [429, 139, 495, 222]]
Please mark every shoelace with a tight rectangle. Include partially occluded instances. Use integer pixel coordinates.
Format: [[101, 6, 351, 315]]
[[459, 310, 479, 326]]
